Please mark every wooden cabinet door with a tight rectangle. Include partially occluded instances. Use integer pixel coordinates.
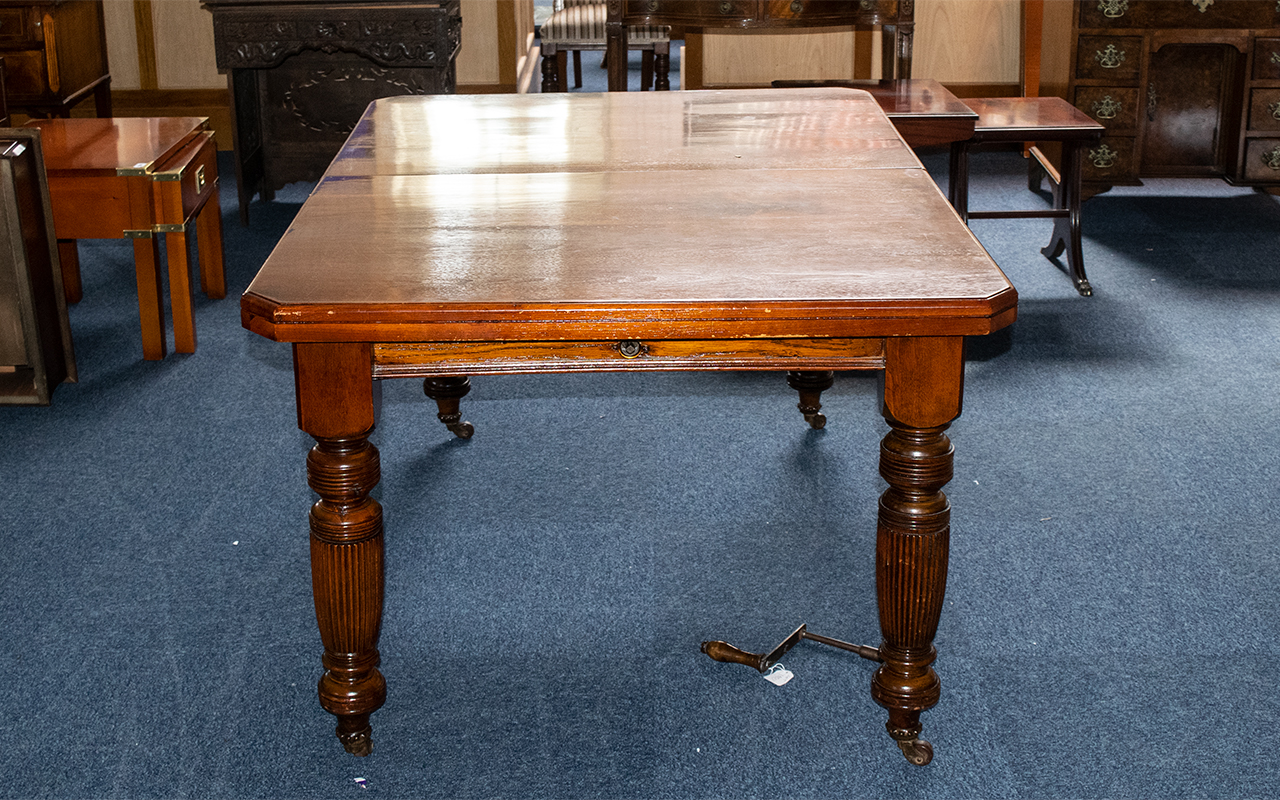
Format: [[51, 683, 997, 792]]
[[1142, 43, 1239, 176]]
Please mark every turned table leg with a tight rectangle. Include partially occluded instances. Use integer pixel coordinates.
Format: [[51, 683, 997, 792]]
[[871, 336, 964, 766], [295, 342, 387, 756]]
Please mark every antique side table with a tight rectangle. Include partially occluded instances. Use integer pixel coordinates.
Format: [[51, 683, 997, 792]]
[[29, 117, 226, 360]]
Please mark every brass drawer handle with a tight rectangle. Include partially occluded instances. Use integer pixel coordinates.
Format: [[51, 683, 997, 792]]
[[1089, 144, 1118, 169], [790, 0, 803, 12], [1095, 44, 1126, 69], [1269, 101, 1280, 121], [1263, 146, 1280, 172], [1097, 0, 1128, 17], [1271, 51, 1280, 66], [719, 1, 733, 13], [1091, 95, 1122, 120], [618, 340, 645, 358], [1190, 0, 1213, 11], [646, 0, 658, 11]]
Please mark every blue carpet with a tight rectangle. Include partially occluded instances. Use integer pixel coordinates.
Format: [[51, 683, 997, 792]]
[[2, 70, 1280, 798]]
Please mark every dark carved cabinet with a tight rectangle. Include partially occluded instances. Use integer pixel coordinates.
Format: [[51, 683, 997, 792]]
[[203, 0, 461, 223], [0, 0, 110, 118], [1061, 0, 1280, 195]]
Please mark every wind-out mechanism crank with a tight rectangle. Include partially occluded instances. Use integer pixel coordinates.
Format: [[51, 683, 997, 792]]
[[701, 624, 934, 766]]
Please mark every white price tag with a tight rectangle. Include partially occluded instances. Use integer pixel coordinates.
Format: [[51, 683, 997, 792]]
[[762, 663, 794, 686]]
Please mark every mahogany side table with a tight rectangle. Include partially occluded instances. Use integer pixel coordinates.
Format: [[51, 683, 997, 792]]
[[28, 117, 226, 360]]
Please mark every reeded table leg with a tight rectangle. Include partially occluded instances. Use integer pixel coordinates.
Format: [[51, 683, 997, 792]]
[[295, 343, 387, 756], [871, 336, 964, 766]]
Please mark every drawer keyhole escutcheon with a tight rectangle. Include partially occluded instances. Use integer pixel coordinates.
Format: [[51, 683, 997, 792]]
[[196, 165, 206, 192]]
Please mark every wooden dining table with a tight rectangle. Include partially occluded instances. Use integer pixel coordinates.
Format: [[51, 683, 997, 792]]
[[241, 88, 1017, 765]]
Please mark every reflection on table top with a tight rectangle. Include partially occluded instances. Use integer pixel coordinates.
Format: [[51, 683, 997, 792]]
[[323, 89, 920, 178]]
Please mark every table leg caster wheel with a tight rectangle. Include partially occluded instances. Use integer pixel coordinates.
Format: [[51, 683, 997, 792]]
[[447, 421, 475, 439], [803, 412, 826, 430], [896, 737, 933, 766], [336, 722, 374, 757]]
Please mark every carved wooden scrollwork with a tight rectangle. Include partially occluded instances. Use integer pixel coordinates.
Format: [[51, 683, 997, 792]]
[[213, 12, 459, 70]]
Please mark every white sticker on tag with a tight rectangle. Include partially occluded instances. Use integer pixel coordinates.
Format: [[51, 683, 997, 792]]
[[762, 663, 794, 686]]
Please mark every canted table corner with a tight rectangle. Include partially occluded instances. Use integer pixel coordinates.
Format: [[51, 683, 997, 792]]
[[241, 89, 1017, 764]]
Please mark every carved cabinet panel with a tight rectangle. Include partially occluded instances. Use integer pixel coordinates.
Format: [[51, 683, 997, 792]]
[[1063, 0, 1280, 193], [203, 0, 461, 223]]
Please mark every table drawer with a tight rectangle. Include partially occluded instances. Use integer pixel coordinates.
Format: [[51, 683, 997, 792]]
[[0, 7, 37, 43], [1243, 137, 1280, 181], [1077, 36, 1142, 81], [151, 132, 218, 225], [1250, 89, 1280, 131], [1080, 0, 1278, 29], [1075, 86, 1139, 132], [0, 49, 49, 97], [1255, 39, 1280, 80], [1083, 136, 1135, 182]]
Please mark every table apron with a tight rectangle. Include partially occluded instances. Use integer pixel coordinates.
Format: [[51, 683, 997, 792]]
[[372, 337, 887, 378]]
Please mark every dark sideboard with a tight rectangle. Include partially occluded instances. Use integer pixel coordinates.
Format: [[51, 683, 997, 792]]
[[203, 0, 461, 223]]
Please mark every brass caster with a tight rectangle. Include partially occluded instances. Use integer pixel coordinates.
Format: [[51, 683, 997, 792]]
[[446, 421, 475, 439], [337, 725, 374, 757], [803, 412, 826, 430], [1075, 279, 1093, 297], [896, 737, 933, 766]]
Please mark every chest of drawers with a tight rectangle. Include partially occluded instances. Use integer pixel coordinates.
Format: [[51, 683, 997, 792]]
[[0, 0, 110, 118], [1060, 0, 1280, 195]]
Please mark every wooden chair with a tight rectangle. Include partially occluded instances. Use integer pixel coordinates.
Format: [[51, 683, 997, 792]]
[[540, 0, 669, 93]]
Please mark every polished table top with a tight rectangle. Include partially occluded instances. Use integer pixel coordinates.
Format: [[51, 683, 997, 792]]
[[26, 117, 209, 174], [244, 89, 1014, 342]]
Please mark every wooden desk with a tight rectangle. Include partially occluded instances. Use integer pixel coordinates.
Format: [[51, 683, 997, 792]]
[[607, 0, 914, 92], [241, 89, 1017, 764], [29, 117, 225, 360]]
